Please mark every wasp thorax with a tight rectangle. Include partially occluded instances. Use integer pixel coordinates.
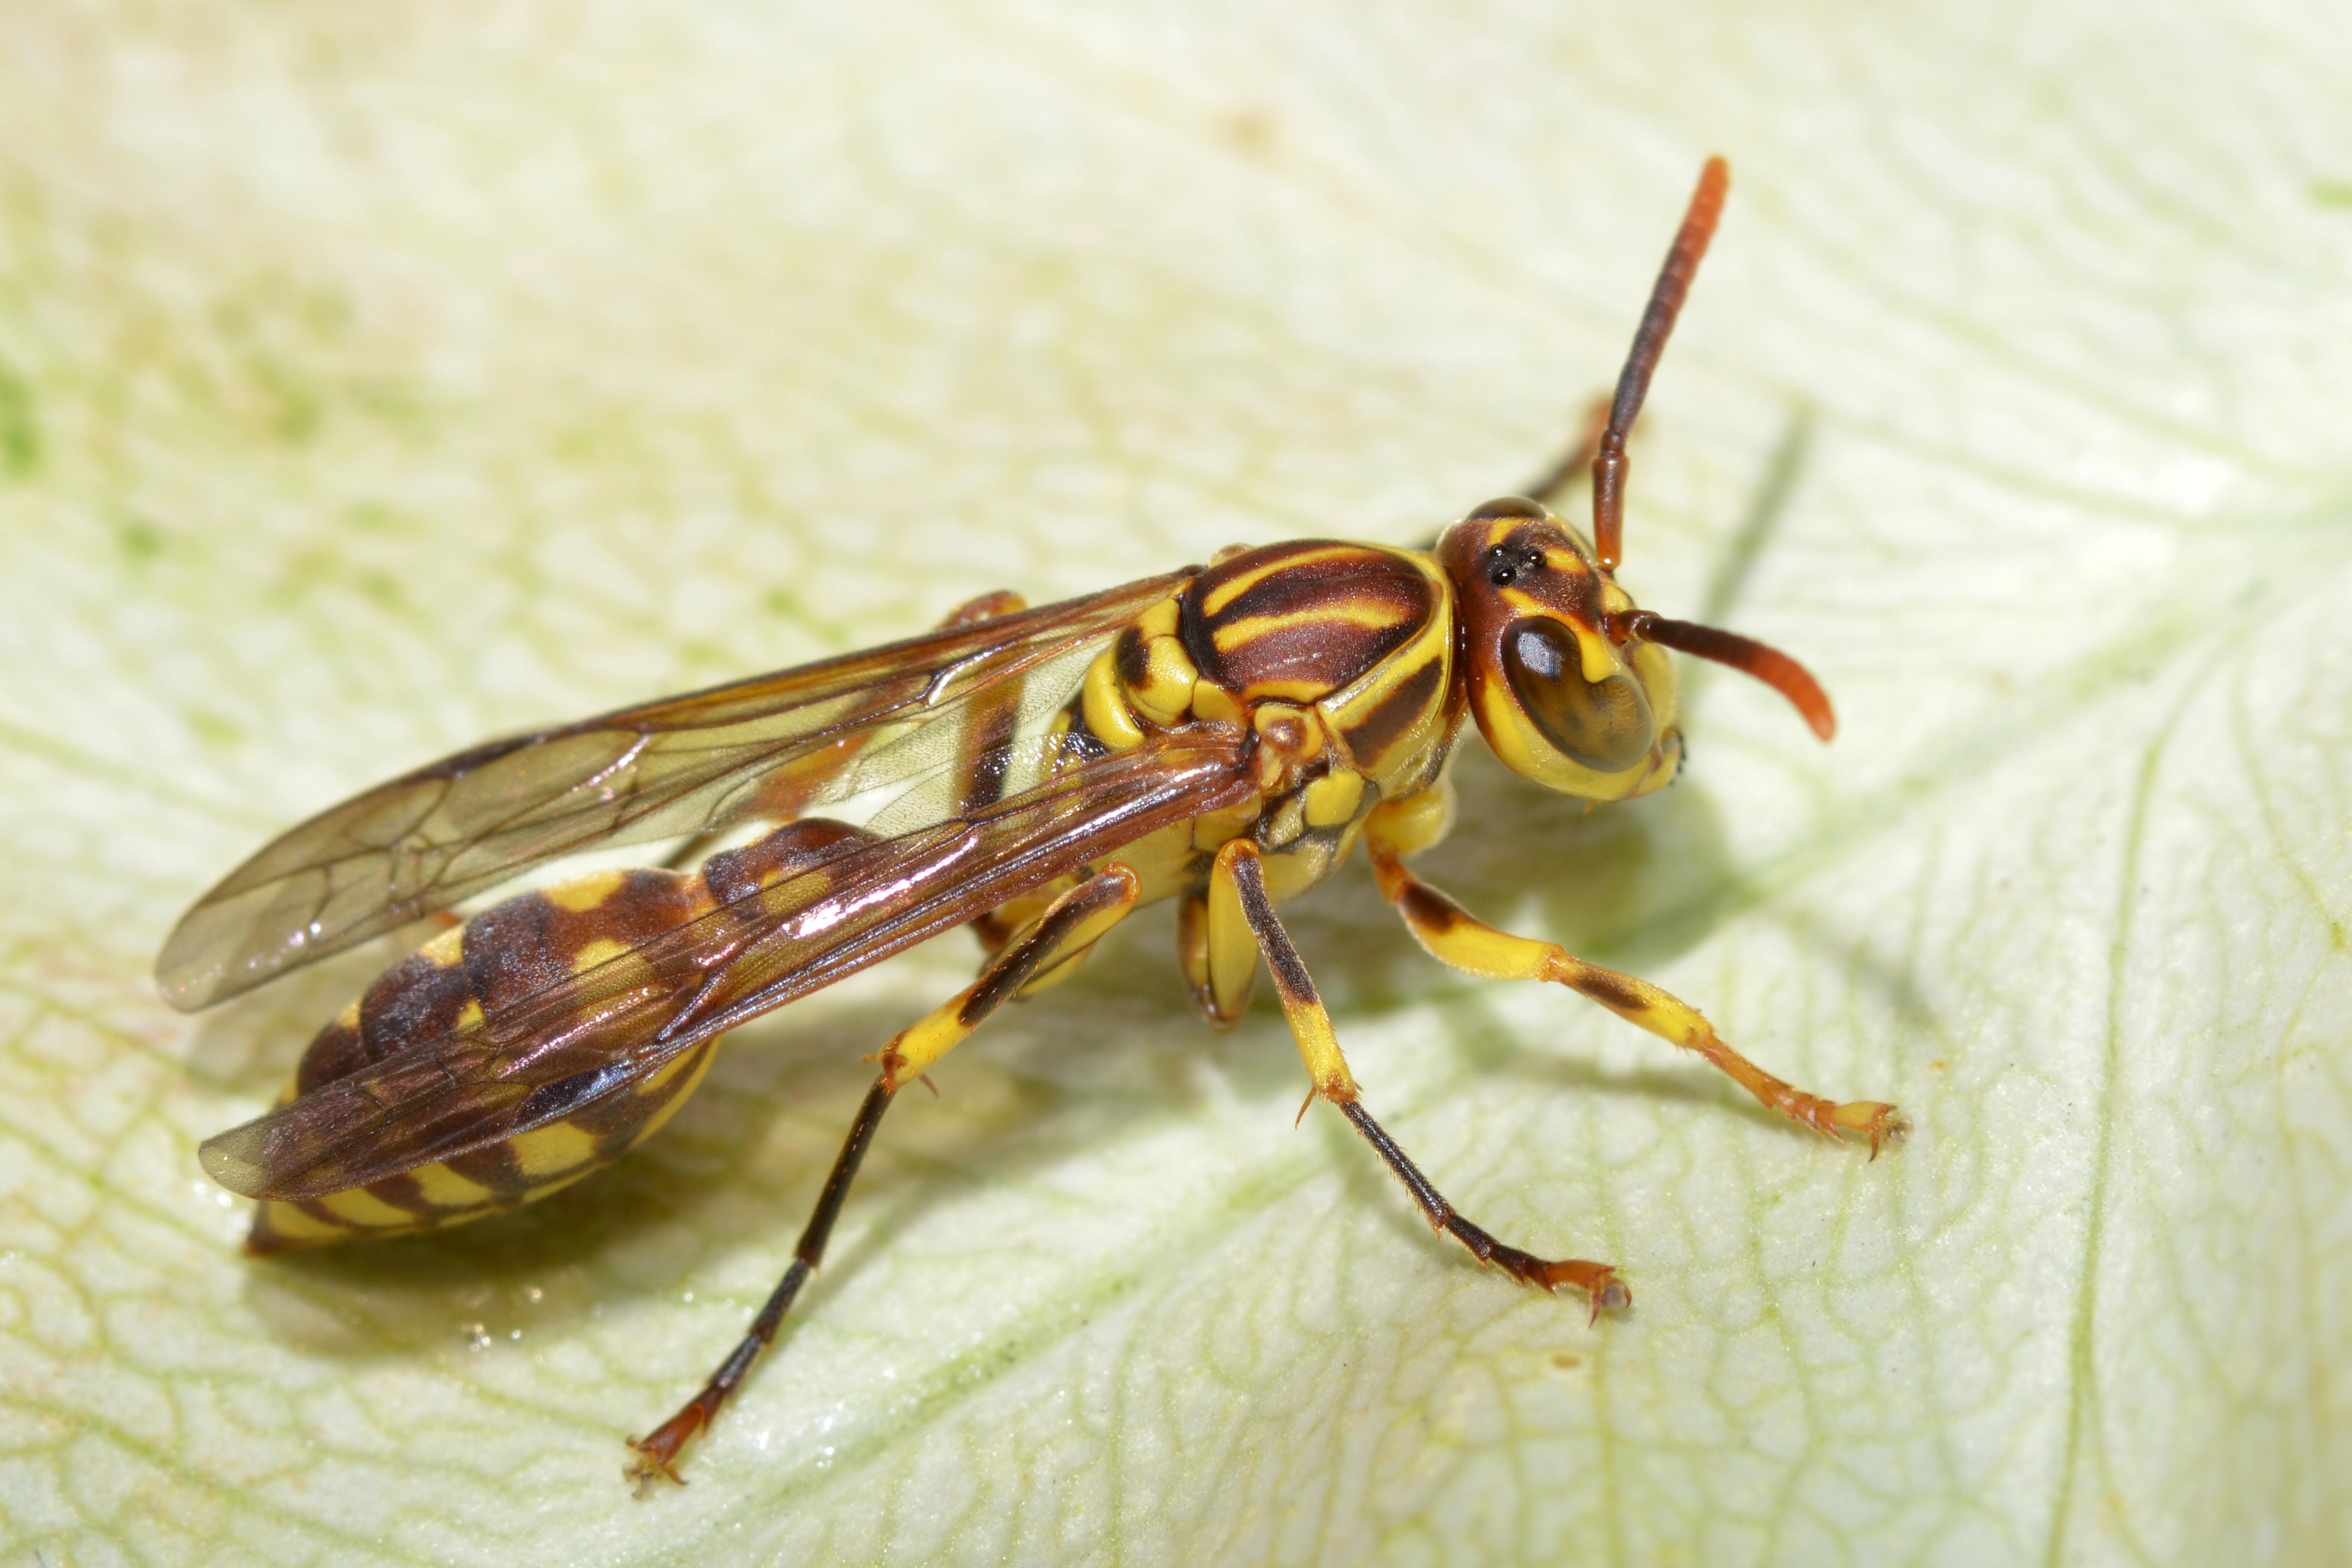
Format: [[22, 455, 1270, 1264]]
[[1434, 506, 1681, 802]]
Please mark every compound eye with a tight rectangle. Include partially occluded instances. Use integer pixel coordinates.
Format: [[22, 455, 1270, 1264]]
[[1501, 617, 1653, 773]]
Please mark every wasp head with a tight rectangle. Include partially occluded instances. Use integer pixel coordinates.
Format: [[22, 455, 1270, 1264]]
[[1436, 496, 1834, 805]]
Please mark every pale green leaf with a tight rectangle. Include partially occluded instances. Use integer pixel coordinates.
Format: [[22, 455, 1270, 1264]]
[[2, 2, 2346, 1565]]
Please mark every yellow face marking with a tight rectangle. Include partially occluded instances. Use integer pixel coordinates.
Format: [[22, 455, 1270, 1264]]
[[1572, 621, 1620, 685], [572, 937, 632, 974], [419, 926, 466, 967], [409, 1162, 496, 1210], [1302, 769, 1367, 830], [336, 1000, 361, 1030], [320, 1187, 419, 1229], [546, 868, 631, 914], [511, 1119, 600, 1180]]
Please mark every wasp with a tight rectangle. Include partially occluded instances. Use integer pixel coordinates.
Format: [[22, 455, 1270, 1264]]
[[159, 158, 1904, 1490]]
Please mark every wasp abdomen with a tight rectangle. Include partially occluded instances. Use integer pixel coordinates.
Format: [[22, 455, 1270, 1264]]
[[250, 820, 875, 1252]]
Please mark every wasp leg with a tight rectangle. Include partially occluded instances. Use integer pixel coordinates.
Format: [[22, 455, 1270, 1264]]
[[1209, 839, 1627, 1319], [1364, 802, 1907, 1153], [624, 864, 1140, 1493], [1179, 871, 1260, 1033]]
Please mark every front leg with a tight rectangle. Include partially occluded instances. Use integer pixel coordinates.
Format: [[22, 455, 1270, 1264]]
[[1364, 798, 1907, 1154], [1207, 838, 1628, 1319]]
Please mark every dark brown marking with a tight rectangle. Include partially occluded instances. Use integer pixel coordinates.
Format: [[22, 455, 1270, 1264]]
[[519, 1071, 632, 1135], [361, 1171, 432, 1217], [446, 1138, 530, 1199], [356, 951, 477, 1062], [1056, 700, 1111, 761], [289, 1198, 349, 1235], [1338, 658, 1445, 769], [457, 894, 573, 1013], [1113, 624, 1152, 691], [461, 871, 703, 1013], [1226, 848, 1320, 1008], [1182, 543, 1435, 700], [957, 685, 1022, 816], [564, 1045, 705, 1141], [955, 872, 1133, 1026], [1397, 881, 1463, 937], [294, 1017, 370, 1096], [703, 820, 874, 907], [1574, 968, 1648, 1014], [1466, 496, 1548, 521]]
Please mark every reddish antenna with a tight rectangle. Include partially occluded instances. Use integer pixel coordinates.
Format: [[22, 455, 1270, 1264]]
[[1592, 157, 1729, 572], [1608, 609, 1837, 741]]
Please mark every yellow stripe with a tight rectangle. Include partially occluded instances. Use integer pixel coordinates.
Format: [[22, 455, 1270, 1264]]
[[319, 1187, 418, 1229], [510, 1119, 600, 1179], [545, 868, 631, 913], [252, 1201, 350, 1246], [419, 926, 465, 967], [1303, 769, 1367, 829], [1211, 600, 1413, 651], [571, 936, 631, 973], [411, 1162, 496, 1210]]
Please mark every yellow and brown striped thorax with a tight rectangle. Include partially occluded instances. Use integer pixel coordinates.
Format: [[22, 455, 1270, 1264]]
[[248, 821, 871, 1252], [1078, 540, 1458, 801]]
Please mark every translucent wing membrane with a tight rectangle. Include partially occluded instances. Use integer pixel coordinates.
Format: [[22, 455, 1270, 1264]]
[[157, 572, 1190, 1010], [199, 728, 1255, 1200]]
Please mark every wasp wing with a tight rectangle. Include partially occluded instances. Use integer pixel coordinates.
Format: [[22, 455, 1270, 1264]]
[[198, 726, 1256, 1202], [158, 570, 1191, 1011]]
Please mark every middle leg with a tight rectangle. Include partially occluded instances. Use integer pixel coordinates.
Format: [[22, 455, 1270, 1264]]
[[1207, 838, 1628, 1318]]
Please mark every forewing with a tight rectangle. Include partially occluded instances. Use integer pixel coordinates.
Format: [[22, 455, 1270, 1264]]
[[158, 570, 1191, 1010], [198, 726, 1256, 1201]]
